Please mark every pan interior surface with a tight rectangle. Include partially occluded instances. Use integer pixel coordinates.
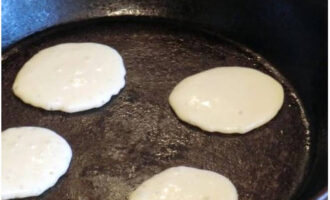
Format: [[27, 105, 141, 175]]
[[2, 18, 310, 200]]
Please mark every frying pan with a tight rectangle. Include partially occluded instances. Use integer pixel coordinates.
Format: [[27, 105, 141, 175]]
[[2, 0, 327, 200]]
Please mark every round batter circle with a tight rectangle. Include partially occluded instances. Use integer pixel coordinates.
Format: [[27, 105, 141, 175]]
[[2, 127, 72, 200], [13, 43, 126, 113], [130, 166, 238, 200], [169, 67, 284, 134]]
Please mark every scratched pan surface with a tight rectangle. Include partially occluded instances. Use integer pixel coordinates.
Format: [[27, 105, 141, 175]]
[[2, 18, 311, 200]]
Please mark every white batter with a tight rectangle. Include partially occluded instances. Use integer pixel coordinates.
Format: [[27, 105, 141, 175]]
[[2, 127, 72, 200], [169, 67, 284, 134], [13, 43, 126, 113], [129, 166, 238, 200]]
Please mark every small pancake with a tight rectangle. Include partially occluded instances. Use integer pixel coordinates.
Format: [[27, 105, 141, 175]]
[[13, 43, 126, 113], [169, 67, 284, 134], [2, 127, 72, 199], [130, 166, 238, 200]]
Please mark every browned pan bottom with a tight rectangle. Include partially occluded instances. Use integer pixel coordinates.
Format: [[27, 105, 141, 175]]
[[2, 18, 311, 200]]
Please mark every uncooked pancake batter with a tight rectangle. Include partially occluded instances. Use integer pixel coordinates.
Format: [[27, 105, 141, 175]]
[[2, 127, 72, 199], [13, 43, 126, 113], [169, 67, 284, 134], [130, 166, 238, 200]]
